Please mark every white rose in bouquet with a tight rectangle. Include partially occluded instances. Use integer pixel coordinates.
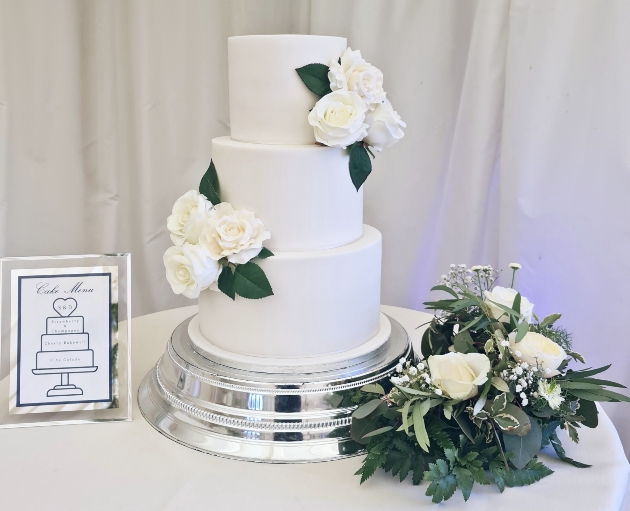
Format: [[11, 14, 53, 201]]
[[364, 99, 406, 151], [509, 331, 567, 378], [328, 47, 386, 106], [427, 352, 491, 400], [167, 190, 212, 245], [163, 243, 221, 299], [199, 202, 271, 264], [307, 90, 369, 148], [484, 286, 534, 323]]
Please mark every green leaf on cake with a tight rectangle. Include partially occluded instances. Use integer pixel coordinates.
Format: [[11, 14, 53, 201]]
[[295, 63, 332, 97], [233, 261, 274, 299], [348, 142, 372, 191], [256, 247, 275, 259], [199, 159, 221, 205], [217, 265, 235, 300]]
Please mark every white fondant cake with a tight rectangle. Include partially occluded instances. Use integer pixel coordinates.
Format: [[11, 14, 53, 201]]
[[196, 35, 385, 360], [228, 35, 347, 144], [212, 136, 362, 251], [199, 225, 382, 358]]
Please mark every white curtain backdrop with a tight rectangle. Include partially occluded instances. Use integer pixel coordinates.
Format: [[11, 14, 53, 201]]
[[1, 0, 629, 455]]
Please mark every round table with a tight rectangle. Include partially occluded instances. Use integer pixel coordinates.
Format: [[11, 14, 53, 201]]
[[0, 305, 628, 510]]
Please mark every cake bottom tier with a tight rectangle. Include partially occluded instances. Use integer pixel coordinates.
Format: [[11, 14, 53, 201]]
[[197, 225, 382, 358], [35, 350, 94, 370]]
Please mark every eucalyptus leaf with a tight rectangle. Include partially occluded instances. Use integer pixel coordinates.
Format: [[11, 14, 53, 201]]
[[361, 426, 394, 439], [395, 385, 431, 396], [412, 401, 430, 452], [540, 313, 562, 327], [512, 293, 521, 315], [487, 300, 520, 318], [503, 418, 542, 469], [401, 399, 413, 434], [353, 398, 384, 419], [514, 319, 529, 343], [361, 383, 385, 395]]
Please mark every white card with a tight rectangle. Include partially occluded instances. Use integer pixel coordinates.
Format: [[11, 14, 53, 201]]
[[9, 266, 118, 414]]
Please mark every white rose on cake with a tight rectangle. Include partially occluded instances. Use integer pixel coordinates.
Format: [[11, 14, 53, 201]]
[[427, 352, 491, 400], [164, 243, 221, 299], [167, 190, 213, 245], [199, 202, 271, 264], [484, 286, 534, 323], [328, 48, 386, 106], [508, 331, 567, 378], [364, 100, 406, 151], [307, 90, 369, 148]]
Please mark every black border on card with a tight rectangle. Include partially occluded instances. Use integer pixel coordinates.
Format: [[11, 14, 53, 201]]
[[16, 273, 113, 407]]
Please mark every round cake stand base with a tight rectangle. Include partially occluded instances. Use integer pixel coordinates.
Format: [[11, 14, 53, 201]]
[[137, 314, 411, 464]]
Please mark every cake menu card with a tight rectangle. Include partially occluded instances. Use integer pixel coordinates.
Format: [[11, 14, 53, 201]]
[[9, 266, 117, 414]]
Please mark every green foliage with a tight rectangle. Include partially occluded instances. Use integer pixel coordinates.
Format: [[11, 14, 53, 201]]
[[536, 324, 573, 351], [489, 458, 553, 492], [547, 428, 591, 468], [217, 265, 235, 300], [425, 459, 457, 503], [199, 159, 221, 205], [256, 247, 274, 259], [351, 268, 628, 504], [295, 63, 332, 97], [348, 142, 372, 191], [232, 262, 273, 299], [502, 418, 541, 469]]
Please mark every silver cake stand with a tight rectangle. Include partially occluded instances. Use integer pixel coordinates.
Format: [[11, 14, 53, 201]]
[[137, 314, 410, 463]]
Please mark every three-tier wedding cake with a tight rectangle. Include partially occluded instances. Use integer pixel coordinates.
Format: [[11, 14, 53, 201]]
[[191, 34, 387, 362], [139, 34, 410, 463]]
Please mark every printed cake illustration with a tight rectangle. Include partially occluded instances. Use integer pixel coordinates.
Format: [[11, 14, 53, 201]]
[[32, 298, 98, 397]]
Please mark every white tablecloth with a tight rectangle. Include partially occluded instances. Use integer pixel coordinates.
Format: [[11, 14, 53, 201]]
[[0, 305, 628, 510]]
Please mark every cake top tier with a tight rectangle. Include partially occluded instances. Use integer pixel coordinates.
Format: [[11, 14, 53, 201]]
[[228, 34, 347, 145]]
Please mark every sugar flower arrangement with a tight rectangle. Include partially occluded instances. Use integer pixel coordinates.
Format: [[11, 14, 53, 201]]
[[351, 263, 629, 504], [296, 48, 406, 190], [163, 161, 274, 300]]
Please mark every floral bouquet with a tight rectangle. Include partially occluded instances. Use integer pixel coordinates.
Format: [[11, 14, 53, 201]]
[[351, 263, 629, 503], [296, 47, 406, 190]]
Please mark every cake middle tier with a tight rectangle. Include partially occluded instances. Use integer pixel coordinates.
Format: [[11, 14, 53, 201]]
[[212, 136, 363, 251], [198, 225, 382, 358]]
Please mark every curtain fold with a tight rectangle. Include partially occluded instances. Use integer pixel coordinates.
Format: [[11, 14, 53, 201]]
[[0, 0, 628, 454]]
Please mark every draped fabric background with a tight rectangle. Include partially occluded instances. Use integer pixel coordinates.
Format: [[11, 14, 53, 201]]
[[1, 0, 629, 455]]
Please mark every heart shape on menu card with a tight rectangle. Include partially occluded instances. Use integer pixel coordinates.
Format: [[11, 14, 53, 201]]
[[53, 298, 78, 317]]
